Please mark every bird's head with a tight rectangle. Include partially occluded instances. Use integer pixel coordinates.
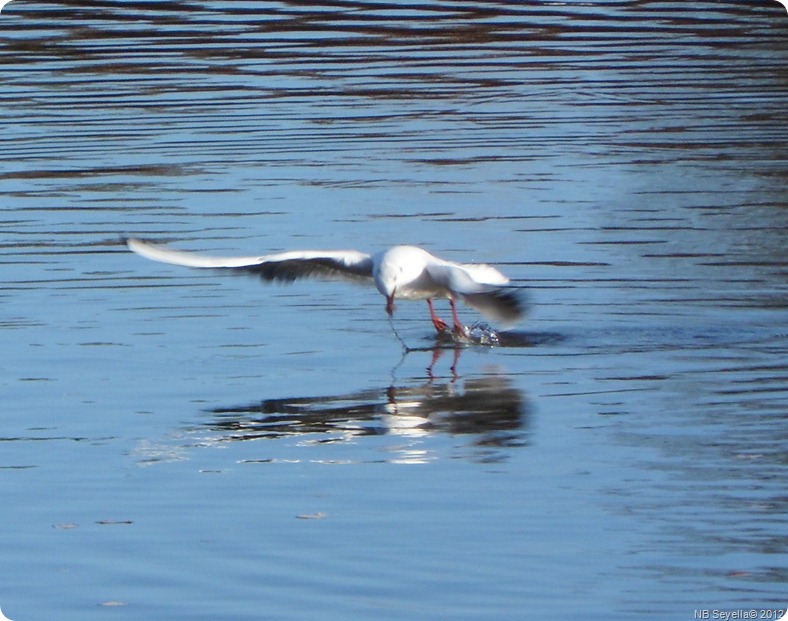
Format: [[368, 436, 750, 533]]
[[376, 271, 398, 316], [375, 264, 401, 316], [373, 245, 426, 318]]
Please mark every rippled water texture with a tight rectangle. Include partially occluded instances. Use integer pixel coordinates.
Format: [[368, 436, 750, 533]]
[[1, 2, 786, 620]]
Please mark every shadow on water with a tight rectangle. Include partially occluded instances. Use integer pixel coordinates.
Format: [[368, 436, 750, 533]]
[[169, 330, 558, 463], [445, 327, 565, 349], [403, 320, 565, 351], [203, 371, 530, 458], [132, 345, 534, 464], [133, 323, 557, 464]]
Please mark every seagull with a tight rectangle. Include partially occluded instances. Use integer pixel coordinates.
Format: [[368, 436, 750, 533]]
[[125, 239, 524, 335]]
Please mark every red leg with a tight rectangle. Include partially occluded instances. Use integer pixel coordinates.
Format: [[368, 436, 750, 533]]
[[426, 345, 460, 382], [449, 298, 466, 336], [449, 345, 461, 381], [427, 299, 448, 333], [427, 346, 443, 380]]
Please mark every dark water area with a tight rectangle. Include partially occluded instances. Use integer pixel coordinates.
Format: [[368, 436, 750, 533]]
[[1, 1, 787, 620]]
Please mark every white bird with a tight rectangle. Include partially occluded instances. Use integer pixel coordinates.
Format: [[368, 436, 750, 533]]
[[125, 239, 524, 335]]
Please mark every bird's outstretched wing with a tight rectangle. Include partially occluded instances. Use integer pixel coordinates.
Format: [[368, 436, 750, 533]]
[[425, 261, 525, 324], [125, 238, 374, 283]]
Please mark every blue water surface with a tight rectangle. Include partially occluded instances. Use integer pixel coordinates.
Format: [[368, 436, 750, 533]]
[[1, 2, 786, 620]]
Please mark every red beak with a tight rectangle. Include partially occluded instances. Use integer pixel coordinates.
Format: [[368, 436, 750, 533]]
[[386, 292, 396, 316]]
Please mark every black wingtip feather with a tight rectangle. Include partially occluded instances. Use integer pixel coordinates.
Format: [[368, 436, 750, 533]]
[[245, 257, 373, 283], [460, 288, 528, 325]]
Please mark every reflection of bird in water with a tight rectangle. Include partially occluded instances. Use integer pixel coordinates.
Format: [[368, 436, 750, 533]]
[[203, 373, 529, 458], [125, 239, 525, 337]]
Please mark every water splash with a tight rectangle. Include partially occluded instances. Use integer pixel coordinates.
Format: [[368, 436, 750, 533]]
[[465, 322, 501, 346], [437, 321, 500, 347]]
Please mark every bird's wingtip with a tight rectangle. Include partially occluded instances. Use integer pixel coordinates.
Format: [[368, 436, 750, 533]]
[[461, 287, 528, 327], [121, 236, 150, 251]]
